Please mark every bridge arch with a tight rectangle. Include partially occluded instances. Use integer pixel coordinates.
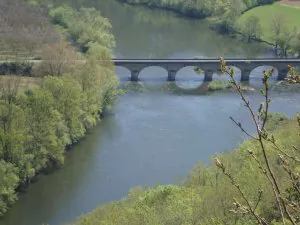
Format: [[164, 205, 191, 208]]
[[215, 66, 242, 81], [112, 59, 300, 82], [174, 66, 205, 89], [169, 65, 221, 82], [138, 66, 168, 81], [115, 65, 132, 81], [163, 81, 212, 94], [243, 63, 292, 81], [249, 65, 279, 82]]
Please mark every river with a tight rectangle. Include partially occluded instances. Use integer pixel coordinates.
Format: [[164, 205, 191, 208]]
[[1, 1, 300, 225]]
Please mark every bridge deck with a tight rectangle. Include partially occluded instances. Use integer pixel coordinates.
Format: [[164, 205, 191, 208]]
[[112, 58, 300, 63]]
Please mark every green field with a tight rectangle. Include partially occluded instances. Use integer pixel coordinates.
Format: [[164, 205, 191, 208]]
[[238, 3, 300, 42]]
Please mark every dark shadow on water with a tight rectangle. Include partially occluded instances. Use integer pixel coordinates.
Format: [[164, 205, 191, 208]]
[[119, 79, 264, 96], [120, 80, 214, 95]]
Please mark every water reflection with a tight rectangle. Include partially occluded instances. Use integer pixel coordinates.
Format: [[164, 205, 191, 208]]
[[53, 0, 272, 59]]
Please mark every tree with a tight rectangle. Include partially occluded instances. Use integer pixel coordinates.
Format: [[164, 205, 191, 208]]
[[270, 14, 285, 56], [270, 14, 299, 57], [240, 15, 262, 42], [0, 2, 119, 217], [19, 89, 69, 171], [49, 6, 115, 53], [43, 76, 86, 142], [0, 160, 19, 216], [291, 33, 300, 58], [215, 0, 246, 34], [33, 40, 79, 77], [277, 27, 298, 57]]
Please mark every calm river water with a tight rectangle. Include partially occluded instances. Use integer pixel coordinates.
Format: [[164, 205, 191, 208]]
[[1, 1, 299, 225]]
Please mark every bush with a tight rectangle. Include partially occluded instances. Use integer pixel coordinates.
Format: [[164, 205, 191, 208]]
[[207, 80, 232, 91], [0, 62, 34, 76], [49, 6, 115, 53]]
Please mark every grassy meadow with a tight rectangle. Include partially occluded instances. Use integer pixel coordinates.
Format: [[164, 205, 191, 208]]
[[238, 2, 300, 42]]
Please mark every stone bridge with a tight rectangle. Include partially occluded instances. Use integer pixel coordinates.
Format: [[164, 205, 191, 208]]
[[112, 59, 300, 81]]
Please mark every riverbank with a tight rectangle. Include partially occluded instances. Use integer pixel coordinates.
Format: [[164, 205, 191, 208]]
[[117, 0, 275, 20], [70, 113, 300, 225], [117, 0, 209, 18], [0, 1, 119, 217], [238, 2, 300, 43], [119, 0, 300, 57]]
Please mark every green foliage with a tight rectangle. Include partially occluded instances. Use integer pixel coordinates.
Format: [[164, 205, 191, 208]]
[[119, 0, 276, 34], [49, 5, 115, 52], [19, 89, 69, 169], [0, 62, 34, 76], [264, 112, 288, 131], [0, 53, 119, 216], [121, 0, 276, 18], [238, 3, 300, 42], [0, 4, 119, 216], [207, 80, 232, 91], [0, 161, 19, 216], [239, 15, 262, 42], [72, 185, 202, 225]]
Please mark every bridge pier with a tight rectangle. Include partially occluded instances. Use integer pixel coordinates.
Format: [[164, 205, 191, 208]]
[[131, 70, 140, 81], [278, 68, 288, 80], [167, 70, 177, 81], [241, 70, 251, 81], [204, 70, 213, 82]]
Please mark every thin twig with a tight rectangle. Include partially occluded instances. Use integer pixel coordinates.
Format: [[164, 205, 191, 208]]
[[229, 116, 258, 140]]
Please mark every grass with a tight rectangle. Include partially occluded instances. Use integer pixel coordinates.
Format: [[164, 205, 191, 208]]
[[238, 3, 300, 42]]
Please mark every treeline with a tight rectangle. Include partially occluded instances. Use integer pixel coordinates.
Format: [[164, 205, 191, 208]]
[[119, 0, 300, 57], [0, 3, 119, 216], [48, 5, 116, 53], [118, 0, 278, 19], [237, 14, 300, 57], [117, 0, 280, 45]]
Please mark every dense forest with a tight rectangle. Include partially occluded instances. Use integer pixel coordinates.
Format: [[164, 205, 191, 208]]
[[0, 0, 118, 215]]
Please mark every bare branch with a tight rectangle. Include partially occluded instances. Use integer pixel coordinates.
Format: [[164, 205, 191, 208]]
[[229, 116, 258, 140]]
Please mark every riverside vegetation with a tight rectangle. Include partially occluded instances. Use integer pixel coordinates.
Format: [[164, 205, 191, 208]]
[[118, 0, 277, 19], [119, 0, 300, 57], [71, 63, 300, 225], [0, 0, 119, 216]]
